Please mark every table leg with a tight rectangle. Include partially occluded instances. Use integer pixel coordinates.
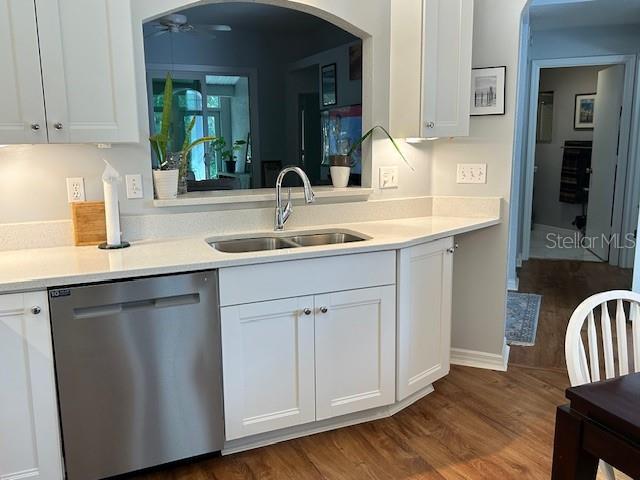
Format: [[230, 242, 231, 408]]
[[551, 405, 599, 479]]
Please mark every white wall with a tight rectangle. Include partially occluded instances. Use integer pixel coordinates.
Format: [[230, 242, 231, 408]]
[[0, 0, 433, 224], [432, 0, 528, 356], [533, 66, 603, 231]]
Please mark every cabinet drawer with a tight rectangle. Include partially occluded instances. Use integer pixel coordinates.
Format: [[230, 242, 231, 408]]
[[219, 251, 396, 306]]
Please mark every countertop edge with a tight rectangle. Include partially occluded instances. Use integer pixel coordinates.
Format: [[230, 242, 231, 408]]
[[0, 216, 500, 295]]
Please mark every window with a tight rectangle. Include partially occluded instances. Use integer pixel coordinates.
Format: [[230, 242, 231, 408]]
[[148, 72, 251, 183]]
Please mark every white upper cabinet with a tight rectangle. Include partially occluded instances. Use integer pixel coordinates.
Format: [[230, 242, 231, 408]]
[[396, 237, 454, 401], [36, 0, 139, 144], [0, 1, 48, 144], [391, 0, 474, 139], [0, 0, 139, 144], [0, 291, 64, 480]]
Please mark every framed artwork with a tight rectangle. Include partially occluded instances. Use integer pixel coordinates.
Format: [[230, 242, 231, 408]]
[[349, 44, 362, 81], [321, 63, 337, 107], [574, 93, 596, 130], [470, 66, 506, 116]]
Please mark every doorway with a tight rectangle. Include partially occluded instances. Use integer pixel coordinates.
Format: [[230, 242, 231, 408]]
[[528, 63, 628, 263], [520, 55, 638, 268]]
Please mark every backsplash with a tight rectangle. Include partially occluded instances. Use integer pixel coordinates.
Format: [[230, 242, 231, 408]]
[[0, 196, 503, 251]]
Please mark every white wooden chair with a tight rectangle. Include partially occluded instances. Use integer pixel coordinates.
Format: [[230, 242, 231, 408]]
[[565, 290, 640, 480]]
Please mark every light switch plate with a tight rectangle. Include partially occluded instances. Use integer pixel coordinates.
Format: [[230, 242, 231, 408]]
[[456, 164, 487, 184], [125, 174, 144, 199], [66, 177, 85, 203], [379, 166, 399, 189]]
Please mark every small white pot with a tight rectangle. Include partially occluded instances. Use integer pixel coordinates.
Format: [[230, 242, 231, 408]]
[[153, 169, 179, 199], [330, 166, 351, 188]]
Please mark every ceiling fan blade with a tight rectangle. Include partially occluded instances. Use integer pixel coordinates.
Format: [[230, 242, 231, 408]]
[[190, 29, 217, 40], [195, 24, 232, 32], [144, 29, 168, 39]]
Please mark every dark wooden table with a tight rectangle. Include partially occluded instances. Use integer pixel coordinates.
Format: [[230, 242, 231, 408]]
[[551, 372, 640, 479]]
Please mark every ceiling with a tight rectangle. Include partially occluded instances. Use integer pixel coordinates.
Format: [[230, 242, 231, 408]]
[[157, 2, 354, 36], [530, 0, 640, 30]]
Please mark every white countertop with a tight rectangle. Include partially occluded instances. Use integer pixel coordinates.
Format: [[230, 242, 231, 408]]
[[0, 215, 500, 294]]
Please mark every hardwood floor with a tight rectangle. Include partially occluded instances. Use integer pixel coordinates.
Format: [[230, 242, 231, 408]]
[[129, 258, 633, 480], [509, 259, 632, 369], [132, 366, 570, 480]]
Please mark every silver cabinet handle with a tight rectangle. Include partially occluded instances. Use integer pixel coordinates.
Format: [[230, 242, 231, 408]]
[[30, 123, 40, 131], [446, 244, 460, 254], [320, 307, 328, 314], [425, 121, 435, 129], [31, 306, 41, 315], [54, 122, 64, 130], [303, 308, 312, 316]]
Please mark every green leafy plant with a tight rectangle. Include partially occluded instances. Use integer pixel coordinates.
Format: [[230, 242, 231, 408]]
[[149, 73, 219, 176], [149, 73, 173, 168], [213, 138, 247, 162], [348, 125, 414, 171]]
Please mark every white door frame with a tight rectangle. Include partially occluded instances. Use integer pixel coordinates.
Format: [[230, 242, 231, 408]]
[[521, 54, 638, 267]]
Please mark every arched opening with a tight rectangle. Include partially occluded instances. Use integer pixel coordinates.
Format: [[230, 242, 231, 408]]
[[140, 0, 374, 193]]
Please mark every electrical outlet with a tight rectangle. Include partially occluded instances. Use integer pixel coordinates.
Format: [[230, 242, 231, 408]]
[[456, 164, 487, 184], [66, 177, 85, 202], [125, 174, 144, 199], [379, 166, 399, 189]]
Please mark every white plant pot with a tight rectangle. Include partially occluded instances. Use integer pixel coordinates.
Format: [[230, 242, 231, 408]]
[[330, 166, 351, 188], [153, 169, 179, 200]]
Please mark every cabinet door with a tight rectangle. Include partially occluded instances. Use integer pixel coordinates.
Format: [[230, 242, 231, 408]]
[[0, 292, 64, 480], [315, 286, 396, 420], [422, 0, 473, 138], [221, 297, 316, 440], [0, 1, 48, 144], [397, 238, 453, 401], [35, 0, 139, 143]]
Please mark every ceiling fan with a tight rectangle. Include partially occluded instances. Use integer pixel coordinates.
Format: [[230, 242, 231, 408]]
[[145, 13, 232, 40]]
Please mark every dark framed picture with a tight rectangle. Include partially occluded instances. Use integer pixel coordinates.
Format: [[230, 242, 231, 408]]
[[470, 66, 506, 116], [321, 63, 337, 107], [574, 93, 596, 130], [349, 44, 362, 81]]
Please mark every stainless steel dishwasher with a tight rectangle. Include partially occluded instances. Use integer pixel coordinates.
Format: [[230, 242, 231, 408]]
[[49, 271, 223, 480]]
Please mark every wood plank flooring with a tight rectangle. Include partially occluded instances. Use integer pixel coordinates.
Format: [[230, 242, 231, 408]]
[[130, 365, 569, 480], [129, 258, 633, 479], [509, 259, 632, 369]]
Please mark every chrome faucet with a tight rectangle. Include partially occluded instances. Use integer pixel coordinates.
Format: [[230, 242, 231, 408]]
[[274, 166, 315, 231]]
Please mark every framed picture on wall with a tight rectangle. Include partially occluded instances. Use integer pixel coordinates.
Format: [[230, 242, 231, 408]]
[[470, 66, 506, 116], [574, 93, 596, 130], [321, 63, 337, 107]]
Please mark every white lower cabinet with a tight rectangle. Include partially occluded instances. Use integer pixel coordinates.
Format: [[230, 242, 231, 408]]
[[221, 297, 316, 441], [397, 237, 454, 401], [221, 285, 396, 441], [0, 291, 64, 480], [315, 286, 396, 420]]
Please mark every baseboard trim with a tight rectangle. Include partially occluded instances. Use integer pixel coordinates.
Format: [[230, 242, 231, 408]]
[[451, 342, 510, 372], [222, 384, 435, 455]]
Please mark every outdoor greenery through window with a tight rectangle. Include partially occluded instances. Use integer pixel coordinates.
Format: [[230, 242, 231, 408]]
[[150, 72, 251, 185]]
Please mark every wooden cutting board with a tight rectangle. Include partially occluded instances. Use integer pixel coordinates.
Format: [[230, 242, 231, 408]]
[[71, 201, 106, 246]]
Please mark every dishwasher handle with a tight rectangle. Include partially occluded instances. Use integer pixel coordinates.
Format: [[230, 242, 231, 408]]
[[73, 293, 200, 319]]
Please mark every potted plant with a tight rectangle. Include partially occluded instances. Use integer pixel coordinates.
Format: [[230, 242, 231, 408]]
[[150, 73, 218, 199], [213, 138, 247, 173], [328, 125, 413, 188]]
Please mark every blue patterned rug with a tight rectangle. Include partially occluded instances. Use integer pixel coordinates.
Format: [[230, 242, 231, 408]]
[[506, 292, 542, 346]]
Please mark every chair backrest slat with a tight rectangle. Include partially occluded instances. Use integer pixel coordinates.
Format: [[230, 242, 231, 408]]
[[616, 299, 629, 376], [566, 291, 640, 387], [601, 302, 616, 379], [587, 310, 600, 382], [633, 303, 640, 373]]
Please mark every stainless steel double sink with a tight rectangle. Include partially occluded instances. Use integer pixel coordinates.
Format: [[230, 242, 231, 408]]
[[209, 231, 368, 253]]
